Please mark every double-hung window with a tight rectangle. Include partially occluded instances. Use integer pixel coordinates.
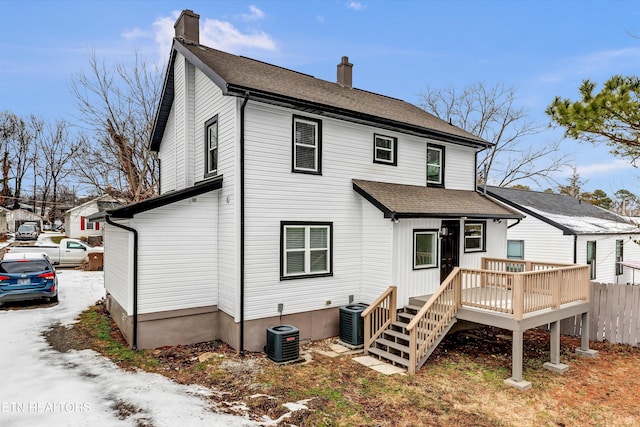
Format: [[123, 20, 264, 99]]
[[373, 134, 397, 165], [464, 222, 486, 252], [204, 115, 218, 177], [413, 229, 438, 269], [427, 145, 444, 187], [292, 116, 322, 174], [281, 222, 332, 279]]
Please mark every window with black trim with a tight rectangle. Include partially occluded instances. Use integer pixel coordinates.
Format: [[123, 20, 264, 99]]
[[587, 241, 596, 280], [292, 116, 322, 174], [281, 222, 332, 279], [464, 221, 486, 252], [204, 115, 218, 177], [616, 239, 623, 276], [373, 134, 397, 165], [427, 145, 444, 187], [413, 229, 438, 269], [507, 240, 524, 260]]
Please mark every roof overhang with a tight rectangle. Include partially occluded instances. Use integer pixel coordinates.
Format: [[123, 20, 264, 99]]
[[107, 175, 223, 219], [354, 179, 523, 220]]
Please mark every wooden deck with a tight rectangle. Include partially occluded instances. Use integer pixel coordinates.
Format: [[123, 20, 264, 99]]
[[362, 258, 597, 389]]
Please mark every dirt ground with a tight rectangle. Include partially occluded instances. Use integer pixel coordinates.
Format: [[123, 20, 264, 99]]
[[43, 301, 640, 427]]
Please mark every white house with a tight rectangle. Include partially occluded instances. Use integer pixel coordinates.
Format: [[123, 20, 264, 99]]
[[65, 195, 123, 240], [7, 209, 44, 232], [102, 10, 522, 352], [487, 186, 640, 284]]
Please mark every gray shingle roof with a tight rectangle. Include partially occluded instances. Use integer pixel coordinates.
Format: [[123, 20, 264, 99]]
[[151, 39, 488, 150], [353, 180, 523, 219], [486, 186, 639, 235]]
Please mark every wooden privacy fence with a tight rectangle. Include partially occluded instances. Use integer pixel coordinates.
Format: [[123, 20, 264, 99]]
[[561, 282, 640, 346]]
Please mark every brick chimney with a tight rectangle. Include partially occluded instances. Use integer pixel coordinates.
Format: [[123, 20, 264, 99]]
[[174, 9, 200, 44], [337, 56, 353, 88]]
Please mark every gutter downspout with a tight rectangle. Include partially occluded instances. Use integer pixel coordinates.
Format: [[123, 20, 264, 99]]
[[106, 215, 139, 350], [508, 219, 521, 229], [239, 92, 249, 357], [573, 235, 578, 264]]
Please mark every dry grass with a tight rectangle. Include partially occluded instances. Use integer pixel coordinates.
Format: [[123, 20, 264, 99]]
[[45, 302, 640, 426]]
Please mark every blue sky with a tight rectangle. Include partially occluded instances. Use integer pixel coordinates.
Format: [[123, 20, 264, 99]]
[[1, 0, 639, 196]]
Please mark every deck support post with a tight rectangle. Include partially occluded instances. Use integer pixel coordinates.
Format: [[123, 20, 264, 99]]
[[543, 320, 569, 373], [576, 312, 599, 358], [504, 329, 531, 390]]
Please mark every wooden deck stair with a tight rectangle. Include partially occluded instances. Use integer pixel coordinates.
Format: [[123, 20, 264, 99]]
[[366, 304, 457, 371]]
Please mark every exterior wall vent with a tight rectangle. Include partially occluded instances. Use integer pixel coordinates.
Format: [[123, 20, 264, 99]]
[[339, 304, 367, 346], [265, 324, 299, 362]]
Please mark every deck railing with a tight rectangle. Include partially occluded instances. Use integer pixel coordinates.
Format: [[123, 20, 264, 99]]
[[361, 286, 397, 353], [367, 258, 590, 375], [406, 268, 461, 374]]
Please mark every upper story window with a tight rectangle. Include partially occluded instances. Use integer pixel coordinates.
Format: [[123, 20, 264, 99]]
[[373, 134, 397, 166], [464, 221, 486, 252], [281, 222, 332, 279], [427, 145, 444, 187], [292, 115, 322, 174], [204, 115, 218, 177]]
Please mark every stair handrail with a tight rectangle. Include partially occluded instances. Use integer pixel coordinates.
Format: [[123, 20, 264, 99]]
[[406, 268, 462, 374], [361, 285, 397, 354]]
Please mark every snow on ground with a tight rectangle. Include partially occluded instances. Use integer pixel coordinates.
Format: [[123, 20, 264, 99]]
[[0, 269, 258, 427]]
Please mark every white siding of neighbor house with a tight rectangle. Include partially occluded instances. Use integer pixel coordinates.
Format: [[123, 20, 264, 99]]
[[506, 211, 640, 284], [239, 102, 486, 320], [66, 202, 103, 239], [505, 215, 574, 264], [132, 192, 218, 314], [104, 222, 133, 314], [576, 234, 640, 284]]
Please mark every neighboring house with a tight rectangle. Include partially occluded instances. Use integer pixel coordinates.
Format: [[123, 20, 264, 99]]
[[102, 10, 526, 353], [65, 195, 124, 239], [7, 209, 44, 232], [487, 186, 640, 284], [0, 207, 7, 236]]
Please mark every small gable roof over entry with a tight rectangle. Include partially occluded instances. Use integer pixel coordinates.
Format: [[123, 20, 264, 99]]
[[353, 179, 523, 220], [487, 186, 640, 235]]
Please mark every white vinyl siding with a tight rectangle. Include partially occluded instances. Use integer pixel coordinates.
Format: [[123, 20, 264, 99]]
[[104, 222, 134, 314], [241, 102, 487, 318], [360, 199, 393, 300], [133, 192, 218, 314]]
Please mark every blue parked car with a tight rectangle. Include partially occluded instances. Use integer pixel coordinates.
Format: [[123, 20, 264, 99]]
[[0, 252, 58, 305]]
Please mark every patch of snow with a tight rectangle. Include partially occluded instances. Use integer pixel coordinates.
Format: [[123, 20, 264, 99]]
[[523, 205, 640, 235], [0, 269, 258, 426]]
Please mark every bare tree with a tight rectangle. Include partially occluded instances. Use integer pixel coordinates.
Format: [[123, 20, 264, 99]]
[[418, 82, 569, 187], [0, 111, 17, 205], [69, 49, 161, 202], [37, 120, 80, 219]]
